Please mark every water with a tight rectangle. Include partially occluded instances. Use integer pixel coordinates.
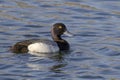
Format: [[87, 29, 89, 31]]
[[0, 0, 120, 80]]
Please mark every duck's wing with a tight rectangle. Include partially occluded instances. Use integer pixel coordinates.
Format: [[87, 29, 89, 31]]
[[10, 39, 39, 53]]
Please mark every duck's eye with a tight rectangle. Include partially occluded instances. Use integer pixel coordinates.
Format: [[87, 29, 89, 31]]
[[58, 26, 62, 29]]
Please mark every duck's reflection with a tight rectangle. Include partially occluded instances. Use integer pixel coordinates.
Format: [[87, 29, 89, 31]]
[[49, 63, 67, 73], [27, 51, 70, 73]]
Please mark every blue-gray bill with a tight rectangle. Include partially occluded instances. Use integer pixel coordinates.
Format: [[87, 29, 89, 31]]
[[64, 31, 73, 37]]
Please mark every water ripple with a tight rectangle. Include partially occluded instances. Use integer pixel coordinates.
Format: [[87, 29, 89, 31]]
[[0, 0, 120, 80]]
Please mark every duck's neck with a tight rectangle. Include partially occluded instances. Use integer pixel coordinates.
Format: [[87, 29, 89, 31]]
[[52, 35, 62, 41], [51, 33, 69, 50]]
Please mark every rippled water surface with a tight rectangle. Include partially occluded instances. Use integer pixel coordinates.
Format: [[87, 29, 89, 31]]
[[0, 0, 120, 80]]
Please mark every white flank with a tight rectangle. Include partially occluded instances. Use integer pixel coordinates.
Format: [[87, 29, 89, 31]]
[[28, 42, 59, 53]]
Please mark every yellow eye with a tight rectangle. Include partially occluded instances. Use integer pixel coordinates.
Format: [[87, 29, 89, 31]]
[[59, 26, 62, 29]]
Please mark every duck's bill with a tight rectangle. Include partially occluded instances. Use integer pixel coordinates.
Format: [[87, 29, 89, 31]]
[[64, 31, 73, 37]]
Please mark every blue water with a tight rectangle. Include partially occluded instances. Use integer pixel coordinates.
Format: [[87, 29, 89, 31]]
[[0, 0, 120, 80]]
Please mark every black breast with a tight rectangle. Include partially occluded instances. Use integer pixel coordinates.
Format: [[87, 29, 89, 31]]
[[56, 40, 70, 50]]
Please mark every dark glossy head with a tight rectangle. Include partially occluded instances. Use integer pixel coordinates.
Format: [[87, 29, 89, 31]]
[[52, 23, 73, 37], [52, 23, 67, 36]]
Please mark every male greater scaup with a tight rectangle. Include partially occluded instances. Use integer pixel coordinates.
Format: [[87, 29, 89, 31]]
[[10, 23, 73, 53]]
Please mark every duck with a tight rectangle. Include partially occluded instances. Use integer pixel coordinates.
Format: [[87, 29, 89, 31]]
[[10, 23, 73, 53]]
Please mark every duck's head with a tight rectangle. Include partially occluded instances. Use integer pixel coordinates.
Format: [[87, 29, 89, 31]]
[[51, 23, 73, 38]]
